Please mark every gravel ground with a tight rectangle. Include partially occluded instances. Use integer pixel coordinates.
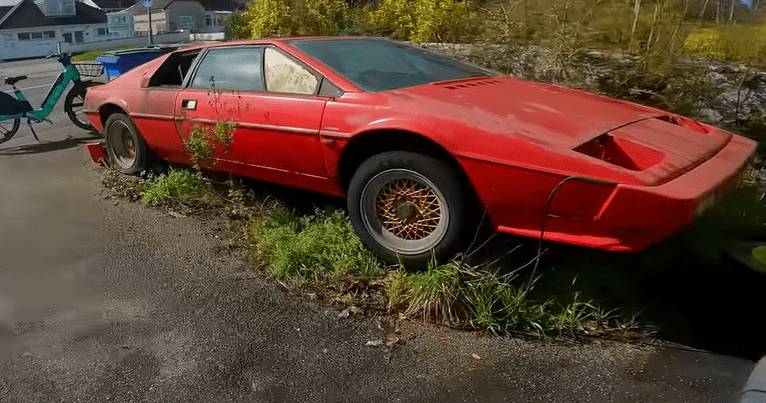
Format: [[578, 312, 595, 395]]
[[0, 166, 755, 402]]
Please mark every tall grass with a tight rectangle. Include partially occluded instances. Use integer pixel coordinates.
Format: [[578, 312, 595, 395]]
[[249, 207, 608, 336]]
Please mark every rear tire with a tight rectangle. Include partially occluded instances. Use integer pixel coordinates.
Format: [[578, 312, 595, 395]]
[[0, 118, 20, 145], [105, 113, 148, 174], [64, 82, 100, 130]]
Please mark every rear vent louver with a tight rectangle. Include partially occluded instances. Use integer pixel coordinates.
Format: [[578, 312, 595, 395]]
[[656, 115, 712, 134], [442, 78, 503, 90]]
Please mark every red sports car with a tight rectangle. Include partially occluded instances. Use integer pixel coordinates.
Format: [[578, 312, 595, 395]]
[[84, 37, 757, 266]]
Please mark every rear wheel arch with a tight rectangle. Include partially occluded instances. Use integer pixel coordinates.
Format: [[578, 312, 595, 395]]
[[99, 104, 128, 129]]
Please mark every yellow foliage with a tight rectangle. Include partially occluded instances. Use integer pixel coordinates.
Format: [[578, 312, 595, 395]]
[[246, 0, 291, 38], [367, 0, 471, 43], [684, 25, 766, 63], [246, 0, 349, 38]]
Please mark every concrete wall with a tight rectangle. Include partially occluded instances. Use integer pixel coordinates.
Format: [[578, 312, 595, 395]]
[[189, 32, 225, 41], [57, 30, 188, 54]]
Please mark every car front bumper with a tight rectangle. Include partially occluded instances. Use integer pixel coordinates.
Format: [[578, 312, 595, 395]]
[[487, 133, 757, 252]]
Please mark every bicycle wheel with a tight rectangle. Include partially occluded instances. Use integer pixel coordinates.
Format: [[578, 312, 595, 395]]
[[64, 82, 100, 130], [0, 119, 20, 144]]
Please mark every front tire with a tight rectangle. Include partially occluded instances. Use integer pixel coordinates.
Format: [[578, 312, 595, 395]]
[[105, 113, 148, 174], [0, 119, 20, 145], [64, 82, 100, 130], [347, 151, 467, 267]]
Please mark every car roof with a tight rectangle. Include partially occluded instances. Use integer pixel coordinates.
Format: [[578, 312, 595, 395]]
[[188, 36, 385, 50]]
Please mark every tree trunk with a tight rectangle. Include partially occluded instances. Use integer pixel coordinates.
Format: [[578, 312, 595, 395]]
[[630, 0, 641, 52], [647, 1, 662, 52], [698, 0, 710, 20]]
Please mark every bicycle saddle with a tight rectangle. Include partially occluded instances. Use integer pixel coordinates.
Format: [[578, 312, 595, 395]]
[[4, 75, 27, 86]]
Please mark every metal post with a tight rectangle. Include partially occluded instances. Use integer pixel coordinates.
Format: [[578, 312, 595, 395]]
[[148, 7, 153, 45]]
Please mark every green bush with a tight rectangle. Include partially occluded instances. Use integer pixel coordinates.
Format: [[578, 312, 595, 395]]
[[225, 12, 251, 39]]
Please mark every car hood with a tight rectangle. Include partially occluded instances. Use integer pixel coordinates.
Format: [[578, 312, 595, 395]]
[[389, 76, 669, 147], [387, 76, 731, 185]]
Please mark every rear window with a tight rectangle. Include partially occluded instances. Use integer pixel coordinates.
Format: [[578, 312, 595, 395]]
[[290, 38, 497, 92]]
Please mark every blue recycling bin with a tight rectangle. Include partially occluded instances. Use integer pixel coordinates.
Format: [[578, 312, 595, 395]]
[[95, 47, 171, 80]]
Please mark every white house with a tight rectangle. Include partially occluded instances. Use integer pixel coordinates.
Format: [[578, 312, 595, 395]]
[[0, 0, 110, 60], [121, 0, 230, 36]]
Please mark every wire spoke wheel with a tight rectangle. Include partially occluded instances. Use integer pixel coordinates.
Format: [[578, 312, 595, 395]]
[[349, 151, 467, 267], [375, 177, 443, 241], [0, 118, 21, 145]]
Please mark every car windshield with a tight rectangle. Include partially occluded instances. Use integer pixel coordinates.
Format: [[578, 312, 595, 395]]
[[290, 38, 498, 92]]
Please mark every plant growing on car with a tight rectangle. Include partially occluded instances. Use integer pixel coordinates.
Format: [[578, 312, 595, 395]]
[[181, 87, 238, 167], [183, 121, 237, 163]]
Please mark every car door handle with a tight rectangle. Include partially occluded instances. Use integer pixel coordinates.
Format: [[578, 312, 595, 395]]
[[181, 99, 197, 110]]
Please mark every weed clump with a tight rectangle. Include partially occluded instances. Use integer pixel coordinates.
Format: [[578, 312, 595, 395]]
[[141, 169, 206, 204], [251, 205, 382, 280]]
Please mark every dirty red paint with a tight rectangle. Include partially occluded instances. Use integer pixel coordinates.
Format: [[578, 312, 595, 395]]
[[84, 37, 757, 253]]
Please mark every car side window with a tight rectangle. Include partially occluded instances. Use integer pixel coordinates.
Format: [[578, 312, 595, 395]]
[[191, 47, 264, 91], [263, 47, 318, 95]]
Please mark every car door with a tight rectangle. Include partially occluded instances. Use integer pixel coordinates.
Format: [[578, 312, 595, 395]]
[[176, 45, 330, 188]]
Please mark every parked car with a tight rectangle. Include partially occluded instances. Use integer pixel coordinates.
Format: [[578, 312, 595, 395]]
[[83, 36, 757, 267]]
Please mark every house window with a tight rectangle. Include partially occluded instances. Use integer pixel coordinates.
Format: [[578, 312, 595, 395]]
[[97, 28, 109, 35], [178, 15, 194, 30], [17, 31, 56, 41], [205, 15, 212, 26], [74, 31, 84, 43]]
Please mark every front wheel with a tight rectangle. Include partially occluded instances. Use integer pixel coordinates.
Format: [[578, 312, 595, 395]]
[[347, 151, 467, 268], [0, 118, 20, 145], [64, 82, 100, 130], [105, 113, 149, 174]]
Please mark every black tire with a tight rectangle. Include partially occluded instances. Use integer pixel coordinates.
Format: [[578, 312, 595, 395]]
[[105, 113, 148, 174], [0, 118, 20, 145], [347, 151, 467, 267], [64, 82, 100, 130]]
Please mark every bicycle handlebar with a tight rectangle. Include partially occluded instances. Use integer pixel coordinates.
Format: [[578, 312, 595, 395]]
[[45, 53, 72, 66]]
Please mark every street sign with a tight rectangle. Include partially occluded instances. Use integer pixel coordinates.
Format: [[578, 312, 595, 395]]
[[107, 13, 133, 32], [143, 1, 153, 7]]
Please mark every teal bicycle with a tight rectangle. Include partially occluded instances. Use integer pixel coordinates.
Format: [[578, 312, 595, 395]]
[[0, 53, 102, 145]]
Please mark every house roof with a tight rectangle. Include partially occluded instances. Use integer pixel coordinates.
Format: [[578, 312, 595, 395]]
[[122, 0, 173, 14], [92, 0, 137, 10], [0, 0, 106, 30], [197, 0, 234, 11], [0, 6, 13, 20], [122, 0, 229, 15]]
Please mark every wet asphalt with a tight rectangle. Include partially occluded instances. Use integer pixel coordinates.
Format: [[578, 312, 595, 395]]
[[0, 57, 759, 402]]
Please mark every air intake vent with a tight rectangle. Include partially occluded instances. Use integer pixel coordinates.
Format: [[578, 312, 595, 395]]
[[441, 78, 503, 90]]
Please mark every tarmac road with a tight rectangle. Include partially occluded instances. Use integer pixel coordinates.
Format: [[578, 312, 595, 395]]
[[0, 57, 759, 402]]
